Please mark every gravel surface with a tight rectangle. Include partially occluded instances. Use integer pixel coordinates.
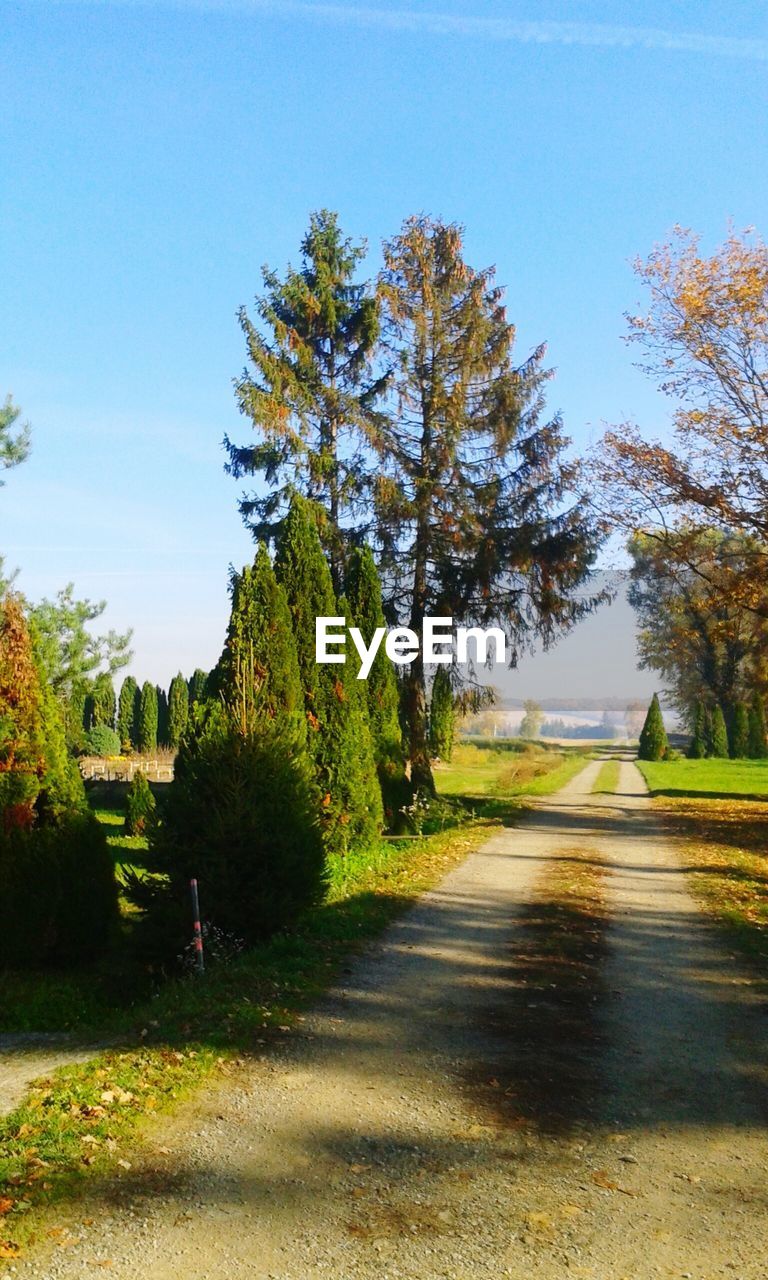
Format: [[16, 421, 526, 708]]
[[0, 1037, 103, 1119], [9, 758, 768, 1279]]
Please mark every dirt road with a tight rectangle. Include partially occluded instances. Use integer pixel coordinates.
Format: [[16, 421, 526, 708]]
[[14, 759, 768, 1278]]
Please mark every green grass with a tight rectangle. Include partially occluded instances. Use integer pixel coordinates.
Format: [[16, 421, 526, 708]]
[[637, 757, 768, 799], [435, 741, 588, 803], [592, 759, 621, 794]]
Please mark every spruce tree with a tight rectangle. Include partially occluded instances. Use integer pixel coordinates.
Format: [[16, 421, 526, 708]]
[[688, 701, 707, 759], [156, 686, 169, 748], [117, 676, 139, 751], [276, 495, 382, 851], [729, 702, 750, 759], [748, 693, 768, 759], [344, 545, 408, 811], [216, 545, 306, 745], [429, 666, 455, 761], [138, 682, 158, 754], [167, 673, 189, 750], [226, 210, 385, 583], [638, 693, 668, 761], [711, 705, 730, 758]]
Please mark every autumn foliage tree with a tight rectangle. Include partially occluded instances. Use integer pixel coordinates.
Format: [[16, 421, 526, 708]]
[[594, 226, 768, 621]]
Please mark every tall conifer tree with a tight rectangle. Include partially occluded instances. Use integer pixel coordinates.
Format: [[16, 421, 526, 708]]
[[429, 667, 455, 761], [118, 676, 138, 751], [138, 682, 158, 754], [638, 693, 668, 761], [216, 544, 306, 745], [275, 495, 382, 851], [374, 217, 602, 789], [226, 210, 386, 583], [167, 673, 189, 749], [345, 545, 408, 811]]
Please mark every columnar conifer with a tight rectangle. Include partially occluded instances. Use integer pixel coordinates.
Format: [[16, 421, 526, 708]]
[[710, 705, 730, 758], [117, 676, 139, 751], [345, 545, 408, 811], [167, 673, 189, 750], [638, 693, 668, 761], [429, 667, 455, 761], [138, 682, 158, 754], [156, 687, 169, 748], [729, 702, 750, 759], [688, 701, 707, 759], [275, 495, 382, 851]]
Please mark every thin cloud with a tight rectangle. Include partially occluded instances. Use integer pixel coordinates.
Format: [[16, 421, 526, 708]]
[[35, 0, 768, 62]]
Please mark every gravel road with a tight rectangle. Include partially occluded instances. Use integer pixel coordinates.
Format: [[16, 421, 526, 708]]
[[10, 758, 768, 1279]]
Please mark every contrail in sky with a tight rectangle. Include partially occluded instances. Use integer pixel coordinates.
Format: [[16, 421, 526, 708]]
[[20, 0, 768, 63]]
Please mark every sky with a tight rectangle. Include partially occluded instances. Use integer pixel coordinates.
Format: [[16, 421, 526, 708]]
[[2, 0, 767, 695]]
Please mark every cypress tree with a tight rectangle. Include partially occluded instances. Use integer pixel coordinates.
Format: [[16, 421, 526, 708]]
[[138, 682, 158, 754], [217, 544, 306, 745], [748, 694, 768, 759], [688, 701, 707, 759], [429, 666, 455, 761], [91, 675, 116, 729], [729, 702, 750, 759], [703, 705, 715, 757], [167, 673, 189, 750], [188, 668, 209, 709], [710, 705, 730, 758], [117, 676, 139, 751], [638, 693, 668, 761], [156, 686, 169, 748], [276, 495, 382, 851], [344, 545, 408, 811]]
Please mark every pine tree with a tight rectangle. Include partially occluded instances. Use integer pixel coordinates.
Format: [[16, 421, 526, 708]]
[[638, 693, 668, 761], [428, 666, 455, 761], [748, 693, 768, 759], [226, 210, 385, 583], [688, 701, 707, 759], [167, 673, 189, 750], [188, 668, 209, 709], [216, 544, 306, 745], [729, 702, 750, 759], [276, 495, 382, 851], [344, 545, 408, 811], [711, 705, 730, 758], [374, 217, 602, 790], [156, 686, 169, 748], [91, 675, 116, 729], [117, 676, 139, 751], [138, 682, 158, 754]]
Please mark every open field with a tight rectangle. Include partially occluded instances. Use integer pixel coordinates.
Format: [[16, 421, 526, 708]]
[[434, 740, 589, 805], [638, 757, 768, 799]]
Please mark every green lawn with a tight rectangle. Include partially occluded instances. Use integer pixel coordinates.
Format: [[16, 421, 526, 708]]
[[637, 757, 768, 799]]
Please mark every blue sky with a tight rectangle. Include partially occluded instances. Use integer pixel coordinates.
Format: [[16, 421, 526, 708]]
[[2, 0, 767, 695]]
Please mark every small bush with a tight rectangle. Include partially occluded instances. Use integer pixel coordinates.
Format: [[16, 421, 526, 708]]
[[0, 813, 118, 967], [140, 708, 326, 952], [85, 723, 121, 758], [124, 770, 156, 836]]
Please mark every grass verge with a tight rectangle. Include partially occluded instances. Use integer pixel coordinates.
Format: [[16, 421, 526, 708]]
[[638, 757, 768, 800], [592, 759, 621, 794], [0, 811, 503, 1259], [653, 795, 768, 972]]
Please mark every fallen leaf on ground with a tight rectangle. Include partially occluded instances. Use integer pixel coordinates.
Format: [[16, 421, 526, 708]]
[[0, 1241, 20, 1259], [0, 1200, 13, 1217]]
